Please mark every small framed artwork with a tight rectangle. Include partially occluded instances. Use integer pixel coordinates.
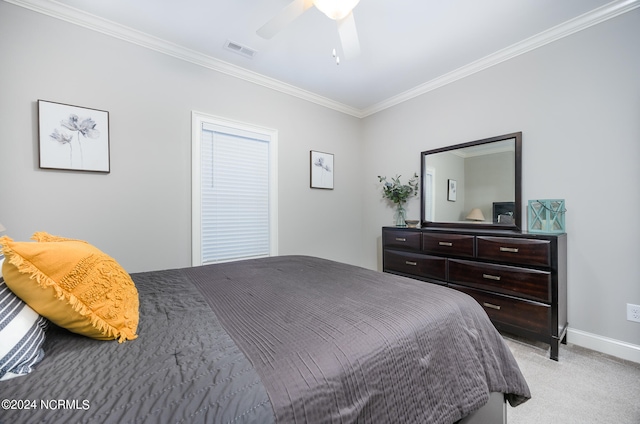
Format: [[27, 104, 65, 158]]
[[310, 150, 334, 189], [38, 100, 110, 173], [447, 179, 457, 201]]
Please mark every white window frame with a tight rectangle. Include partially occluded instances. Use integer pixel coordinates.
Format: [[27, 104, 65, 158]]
[[424, 166, 436, 222], [191, 111, 278, 266]]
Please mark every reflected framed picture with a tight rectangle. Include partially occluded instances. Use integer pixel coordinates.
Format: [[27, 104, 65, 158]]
[[38, 100, 110, 173], [447, 179, 457, 201], [310, 150, 334, 189]]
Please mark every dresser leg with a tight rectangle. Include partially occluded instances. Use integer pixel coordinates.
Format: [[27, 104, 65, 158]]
[[550, 340, 560, 361]]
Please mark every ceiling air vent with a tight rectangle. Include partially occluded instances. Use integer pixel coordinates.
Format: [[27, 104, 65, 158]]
[[224, 40, 257, 59]]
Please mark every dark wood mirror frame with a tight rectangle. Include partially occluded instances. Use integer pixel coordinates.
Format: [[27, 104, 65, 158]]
[[420, 132, 522, 231]]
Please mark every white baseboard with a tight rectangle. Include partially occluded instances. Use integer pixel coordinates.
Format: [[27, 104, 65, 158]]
[[567, 328, 640, 364]]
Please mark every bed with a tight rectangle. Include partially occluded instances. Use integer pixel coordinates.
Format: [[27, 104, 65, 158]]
[[1, 254, 530, 423]]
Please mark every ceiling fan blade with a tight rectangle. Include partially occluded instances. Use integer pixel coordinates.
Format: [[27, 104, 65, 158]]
[[337, 11, 360, 59], [257, 0, 314, 39]]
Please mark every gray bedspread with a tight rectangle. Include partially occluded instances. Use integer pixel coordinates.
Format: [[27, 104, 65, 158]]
[[0, 268, 275, 424], [0, 255, 529, 424], [186, 256, 530, 424]]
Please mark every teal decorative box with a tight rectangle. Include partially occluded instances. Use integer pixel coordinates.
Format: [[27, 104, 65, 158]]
[[528, 199, 566, 233]]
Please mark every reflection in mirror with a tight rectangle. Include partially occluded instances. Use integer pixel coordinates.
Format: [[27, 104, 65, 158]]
[[421, 132, 522, 230]]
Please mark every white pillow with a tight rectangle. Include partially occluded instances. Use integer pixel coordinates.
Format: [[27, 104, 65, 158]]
[[0, 257, 49, 380]]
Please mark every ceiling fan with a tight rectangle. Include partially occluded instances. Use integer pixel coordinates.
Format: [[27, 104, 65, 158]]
[[257, 0, 361, 60]]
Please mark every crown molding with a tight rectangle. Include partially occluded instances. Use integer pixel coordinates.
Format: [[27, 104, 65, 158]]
[[361, 0, 640, 117], [3, 0, 363, 118], [5, 0, 638, 119]]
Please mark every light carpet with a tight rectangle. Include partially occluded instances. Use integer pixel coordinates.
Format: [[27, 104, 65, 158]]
[[504, 334, 640, 424]]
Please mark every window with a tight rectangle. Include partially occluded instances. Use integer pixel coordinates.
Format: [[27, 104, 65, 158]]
[[192, 112, 278, 265], [423, 167, 435, 221]]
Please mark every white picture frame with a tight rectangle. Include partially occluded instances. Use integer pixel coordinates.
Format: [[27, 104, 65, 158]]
[[38, 100, 110, 173]]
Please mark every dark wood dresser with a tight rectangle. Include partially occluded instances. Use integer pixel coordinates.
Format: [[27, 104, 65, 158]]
[[382, 226, 567, 360]]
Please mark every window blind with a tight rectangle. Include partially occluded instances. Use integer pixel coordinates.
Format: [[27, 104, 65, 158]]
[[200, 127, 270, 264], [423, 168, 435, 221]]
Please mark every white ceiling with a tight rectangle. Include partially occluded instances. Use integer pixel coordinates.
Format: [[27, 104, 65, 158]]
[[11, 0, 636, 116]]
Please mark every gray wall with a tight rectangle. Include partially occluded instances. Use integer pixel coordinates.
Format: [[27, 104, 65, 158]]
[[1, 3, 639, 357], [465, 151, 515, 222], [362, 9, 640, 352], [0, 2, 364, 271]]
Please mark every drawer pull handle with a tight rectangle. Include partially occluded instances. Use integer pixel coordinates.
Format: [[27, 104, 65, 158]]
[[439, 242, 453, 246], [395, 237, 407, 242], [483, 274, 501, 281], [483, 302, 501, 310], [405, 261, 418, 266], [500, 247, 519, 253]]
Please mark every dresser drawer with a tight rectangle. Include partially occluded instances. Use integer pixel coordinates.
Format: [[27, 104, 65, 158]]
[[384, 250, 446, 281], [477, 236, 551, 267], [449, 259, 551, 303], [451, 284, 551, 335], [383, 229, 421, 250], [422, 233, 474, 257]]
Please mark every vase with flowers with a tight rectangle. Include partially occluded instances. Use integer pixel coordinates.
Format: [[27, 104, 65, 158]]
[[378, 173, 419, 227]]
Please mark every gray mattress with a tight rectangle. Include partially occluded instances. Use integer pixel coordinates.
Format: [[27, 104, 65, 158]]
[[0, 255, 529, 423]]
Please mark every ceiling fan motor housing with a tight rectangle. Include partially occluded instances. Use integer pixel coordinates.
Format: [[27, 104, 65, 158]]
[[313, 0, 360, 20]]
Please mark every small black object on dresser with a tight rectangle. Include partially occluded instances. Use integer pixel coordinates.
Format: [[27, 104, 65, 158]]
[[382, 226, 567, 360]]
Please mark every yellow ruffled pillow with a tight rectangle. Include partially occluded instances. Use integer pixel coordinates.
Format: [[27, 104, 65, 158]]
[[0, 233, 138, 343]]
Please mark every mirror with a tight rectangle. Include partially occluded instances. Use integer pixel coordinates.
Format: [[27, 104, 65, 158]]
[[420, 132, 522, 230]]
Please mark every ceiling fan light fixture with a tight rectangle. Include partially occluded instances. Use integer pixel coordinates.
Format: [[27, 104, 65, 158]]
[[313, 0, 360, 20]]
